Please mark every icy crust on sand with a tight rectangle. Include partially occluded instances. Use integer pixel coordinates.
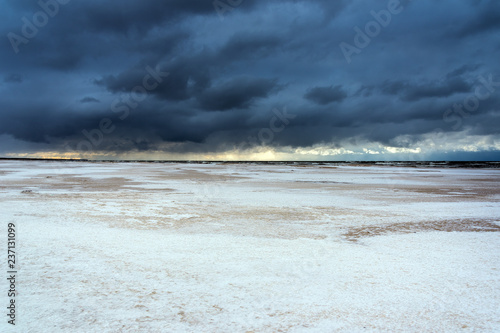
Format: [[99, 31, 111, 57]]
[[0, 161, 499, 332]]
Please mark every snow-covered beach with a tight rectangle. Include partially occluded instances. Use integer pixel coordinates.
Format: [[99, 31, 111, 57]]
[[1, 160, 499, 332]]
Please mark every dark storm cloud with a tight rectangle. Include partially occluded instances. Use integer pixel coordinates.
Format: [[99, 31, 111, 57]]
[[3, 73, 22, 83], [446, 64, 481, 79], [219, 33, 285, 60], [197, 77, 282, 111], [96, 57, 212, 102], [379, 77, 472, 102], [0, 0, 499, 158], [80, 97, 100, 104], [455, 1, 500, 37], [304, 85, 347, 105]]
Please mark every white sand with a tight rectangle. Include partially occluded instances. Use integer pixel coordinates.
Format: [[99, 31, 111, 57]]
[[0, 161, 499, 332]]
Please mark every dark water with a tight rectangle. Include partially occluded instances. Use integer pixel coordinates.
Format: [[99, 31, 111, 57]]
[[2, 158, 499, 168]]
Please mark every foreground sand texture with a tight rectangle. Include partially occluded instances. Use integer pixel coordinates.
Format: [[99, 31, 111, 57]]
[[1, 161, 499, 332]]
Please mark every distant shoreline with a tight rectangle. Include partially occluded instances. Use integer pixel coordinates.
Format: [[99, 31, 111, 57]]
[[1, 157, 499, 168]]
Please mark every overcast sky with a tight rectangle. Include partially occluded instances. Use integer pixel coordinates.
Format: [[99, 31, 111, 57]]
[[1, 0, 499, 160]]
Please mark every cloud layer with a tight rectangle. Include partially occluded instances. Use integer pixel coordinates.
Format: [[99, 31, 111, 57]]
[[1, 0, 499, 160]]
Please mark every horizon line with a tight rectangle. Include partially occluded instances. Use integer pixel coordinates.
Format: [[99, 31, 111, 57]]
[[1, 157, 499, 164]]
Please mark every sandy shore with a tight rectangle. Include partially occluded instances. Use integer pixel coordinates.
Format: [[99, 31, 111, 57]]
[[1, 161, 499, 332]]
